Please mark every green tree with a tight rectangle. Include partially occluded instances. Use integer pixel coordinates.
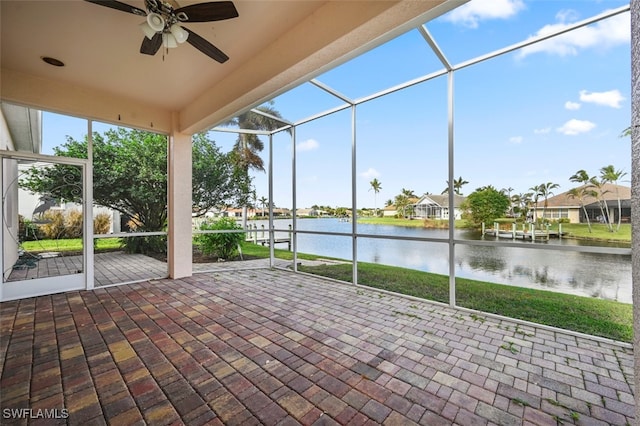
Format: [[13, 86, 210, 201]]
[[599, 165, 627, 231], [224, 102, 289, 228], [258, 196, 268, 217], [369, 178, 382, 217], [401, 188, 416, 198], [528, 184, 543, 223], [587, 177, 613, 231], [192, 133, 251, 218], [567, 187, 594, 233], [501, 187, 514, 216], [538, 182, 559, 221], [442, 177, 469, 195], [463, 186, 510, 227], [569, 170, 595, 231], [394, 194, 410, 218], [21, 129, 245, 253], [511, 192, 531, 220], [335, 207, 348, 217]]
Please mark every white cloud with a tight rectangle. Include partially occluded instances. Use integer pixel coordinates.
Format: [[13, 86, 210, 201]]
[[557, 119, 596, 135], [297, 138, 319, 152], [360, 167, 380, 179], [579, 89, 625, 108], [564, 101, 581, 110], [534, 127, 551, 134], [443, 0, 525, 28], [517, 11, 629, 58], [555, 9, 580, 24], [509, 136, 523, 144]]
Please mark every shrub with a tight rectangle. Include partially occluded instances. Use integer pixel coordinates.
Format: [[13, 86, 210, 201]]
[[18, 215, 40, 241], [65, 209, 83, 238], [39, 210, 66, 239], [93, 212, 112, 234], [196, 217, 244, 260], [121, 235, 167, 255], [26, 210, 112, 240]]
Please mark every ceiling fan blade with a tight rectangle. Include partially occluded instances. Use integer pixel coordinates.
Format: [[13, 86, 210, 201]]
[[174, 1, 239, 22], [184, 28, 229, 63], [140, 33, 163, 55], [84, 0, 147, 16]]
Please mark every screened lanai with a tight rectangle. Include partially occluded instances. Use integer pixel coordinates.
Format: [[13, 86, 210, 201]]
[[209, 2, 632, 307], [1, 0, 640, 423]]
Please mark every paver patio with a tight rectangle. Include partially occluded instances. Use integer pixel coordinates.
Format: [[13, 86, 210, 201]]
[[0, 267, 635, 425], [7, 252, 169, 287]]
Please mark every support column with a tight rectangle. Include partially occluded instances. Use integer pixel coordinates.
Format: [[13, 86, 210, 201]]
[[631, 0, 639, 419], [168, 113, 192, 278]]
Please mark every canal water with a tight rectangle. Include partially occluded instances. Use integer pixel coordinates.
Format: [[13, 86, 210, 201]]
[[249, 218, 632, 303]]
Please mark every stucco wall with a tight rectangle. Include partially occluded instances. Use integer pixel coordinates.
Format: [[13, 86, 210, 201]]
[[0, 110, 20, 280]]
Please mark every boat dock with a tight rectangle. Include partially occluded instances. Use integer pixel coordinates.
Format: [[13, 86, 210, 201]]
[[248, 236, 292, 250], [245, 225, 292, 250], [482, 223, 566, 241]]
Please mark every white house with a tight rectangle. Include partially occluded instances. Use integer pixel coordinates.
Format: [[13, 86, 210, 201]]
[[413, 194, 466, 220]]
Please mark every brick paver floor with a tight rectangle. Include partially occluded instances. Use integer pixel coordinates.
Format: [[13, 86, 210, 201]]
[[0, 268, 635, 425], [7, 252, 169, 287]]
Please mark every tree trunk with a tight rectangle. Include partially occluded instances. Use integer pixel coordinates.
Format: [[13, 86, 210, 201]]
[[581, 204, 592, 233], [242, 205, 248, 230], [616, 196, 622, 231]]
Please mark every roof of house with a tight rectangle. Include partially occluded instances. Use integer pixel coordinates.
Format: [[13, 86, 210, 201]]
[[537, 183, 630, 208], [415, 194, 466, 208]]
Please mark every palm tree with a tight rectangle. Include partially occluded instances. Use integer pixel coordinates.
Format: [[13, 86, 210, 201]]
[[600, 165, 627, 231], [369, 178, 382, 217], [528, 184, 543, 223], [401, 188, 416, 198], [394, 194, 410, 218], [224, 102, 288, 227], [258, 196, 268, 217], [538, 182, 559, 221], [567, 187, 594, 233], [510, 192, 530, 220], [441, 177, 469, 195], [569, 170, 593, 224], [501, 187, 514, 216], [453, 177, 469, 195], [588, 177, 613, 231]]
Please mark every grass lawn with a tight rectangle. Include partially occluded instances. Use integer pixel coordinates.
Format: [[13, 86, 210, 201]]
[[240, 242, 325, 261], [361, 216, 631, 243], [556, 223, 630, 243], [21, 238, 123, 252], [494, 219, 630, 243], [297, 261, 632, 343]]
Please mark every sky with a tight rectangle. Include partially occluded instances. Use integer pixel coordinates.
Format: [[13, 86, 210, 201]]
[[41, 0, 632, 210]]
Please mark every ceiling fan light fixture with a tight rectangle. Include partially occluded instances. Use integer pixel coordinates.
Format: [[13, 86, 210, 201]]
[[170, 24, 188, 43], [162, 32, 178, 48], [146, 12, 165, 32], [139, 21, 157, 39]]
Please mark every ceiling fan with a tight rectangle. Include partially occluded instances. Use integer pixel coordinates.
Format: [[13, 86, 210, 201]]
[[85, 0, 238, 63]]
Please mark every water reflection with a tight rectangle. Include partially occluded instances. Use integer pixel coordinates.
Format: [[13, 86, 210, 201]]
[[259, 219, 631, 303]]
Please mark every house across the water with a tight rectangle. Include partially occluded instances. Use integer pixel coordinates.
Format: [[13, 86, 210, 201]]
[[534, 183, 630, 224]]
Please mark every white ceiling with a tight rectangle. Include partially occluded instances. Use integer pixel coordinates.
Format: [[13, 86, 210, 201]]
[[1, 0, 458, 134]]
